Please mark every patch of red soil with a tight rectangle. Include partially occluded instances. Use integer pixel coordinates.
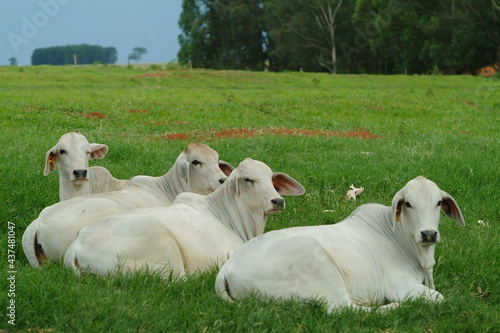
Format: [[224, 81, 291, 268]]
[[214, 129, 259, 138], [164, 133, 191, 140], [164, 128, 382, 141], [84, 112, 107, 119], [127, 108, 148, 114], [134, 73, 166, 78]]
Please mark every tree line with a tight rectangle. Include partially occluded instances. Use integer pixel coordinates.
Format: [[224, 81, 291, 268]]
[[178, 0, 500, 74], [31, 44, 118, 66]]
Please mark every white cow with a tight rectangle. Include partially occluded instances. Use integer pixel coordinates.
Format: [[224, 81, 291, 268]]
[[64, 158, 305, 278], [44, 132, 129, 201], [216, 176, 465, 313], [23, 142, 234, 268]]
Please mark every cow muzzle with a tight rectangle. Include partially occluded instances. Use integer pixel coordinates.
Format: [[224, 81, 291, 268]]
[[266, 198, 285, 215], [419, 229, 439, 245], [72, 169, 89, 184]]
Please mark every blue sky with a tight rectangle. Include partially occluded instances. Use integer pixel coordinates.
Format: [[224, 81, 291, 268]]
[[1, 0, 183, 66]]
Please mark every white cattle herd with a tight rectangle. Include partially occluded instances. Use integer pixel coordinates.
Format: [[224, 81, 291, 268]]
[[23, 138, 233, 267], [22, 132, 465, 313]]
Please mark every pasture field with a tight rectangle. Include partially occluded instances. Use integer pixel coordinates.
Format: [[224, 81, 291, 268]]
[[0, 65, 498, 332]]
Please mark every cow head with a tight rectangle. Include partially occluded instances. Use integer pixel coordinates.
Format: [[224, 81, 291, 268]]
[[177, 142, 234, 195], [391, 176, 465, 246], [228, 158, 305, 216], [44, 132, 108, 185]]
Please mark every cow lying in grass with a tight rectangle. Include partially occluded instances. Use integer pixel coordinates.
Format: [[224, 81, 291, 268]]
[[45, 132, 129, 201], [64, 158, 305, 278], [23, 142, 233, 268], [216, 176, 465, 312]]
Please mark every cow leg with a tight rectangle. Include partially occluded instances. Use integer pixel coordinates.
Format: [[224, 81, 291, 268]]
[[387, 280, 444, 303], [403, 284, 444, 302]]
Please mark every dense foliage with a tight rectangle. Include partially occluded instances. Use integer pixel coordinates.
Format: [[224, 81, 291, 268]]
[[178, 0, 500, 74], [31, 44, 118, 65]]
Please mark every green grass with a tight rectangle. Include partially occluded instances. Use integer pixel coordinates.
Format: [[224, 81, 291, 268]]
[[0, 65, 499, 332]]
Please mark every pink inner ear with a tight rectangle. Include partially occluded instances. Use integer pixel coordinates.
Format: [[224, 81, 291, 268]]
[[90, 145, 108, 160], [44, 151, 57, 175], [272, 173, 305, 196], [219, 161, 234, 176], [441, 197, 465, 226], [442, 200, 452, 216]]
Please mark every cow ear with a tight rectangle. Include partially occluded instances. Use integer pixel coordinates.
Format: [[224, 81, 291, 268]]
[[391, 191, 404, 230], [219, 160, 234, 176], [272, 172, 305, 196], [44, 147, 58, 176], [440, 190, 465, 227], [89, 144, 108, 160]]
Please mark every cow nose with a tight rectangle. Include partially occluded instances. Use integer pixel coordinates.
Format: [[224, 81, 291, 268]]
[[421, 230, 438, 243], [73, 169, 88, 179], [219, 178, 226, 184], [271, 198, 285, 209]]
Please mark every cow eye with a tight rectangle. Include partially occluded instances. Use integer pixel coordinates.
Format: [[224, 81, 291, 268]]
[[245, 178, 255, 184], [437, 201, 442, 207], [59, 149, 66, 155], [405, 202, 412, 208], [192, 160, 202, 166]]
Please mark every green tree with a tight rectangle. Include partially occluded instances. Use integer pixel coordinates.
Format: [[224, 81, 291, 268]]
[[209, 0, 266, 70], [302, 0, 344, 73], [128, 47, 148, 65], [178, 0, 498, 73], [352, 0, 498, 74], [178, 0, 266, 70], [459, 0, 500, 71], [265, 0, 324, 72], [265, 0, 347, 73], [178, 0, 210, 68], [31, 45, 118, 65], [8, 57, 17, 66]]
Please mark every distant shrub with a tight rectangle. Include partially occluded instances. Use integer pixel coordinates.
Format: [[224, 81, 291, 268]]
[[165, 62, 181, 70], [431, 64, 442, 75]]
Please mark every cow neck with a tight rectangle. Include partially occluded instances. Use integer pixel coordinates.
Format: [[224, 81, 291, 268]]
[[156, 164, 190, 203], [59, 177, 91, 201], [385, 208, 437, 288], [146, 164, 191, 203], [205, 187, 267, 242]]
